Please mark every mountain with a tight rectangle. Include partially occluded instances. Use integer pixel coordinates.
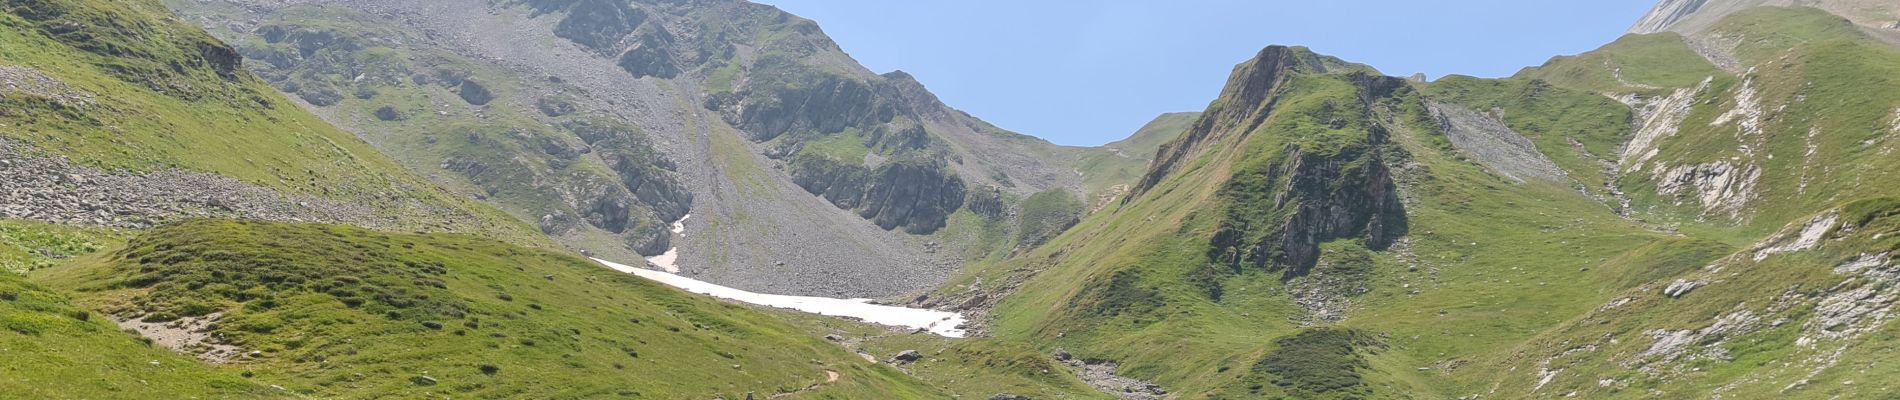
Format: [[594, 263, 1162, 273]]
[[1631, 0, 1900, 43], [161, 0, 1135, 298], [921, 4, 1900, 399]]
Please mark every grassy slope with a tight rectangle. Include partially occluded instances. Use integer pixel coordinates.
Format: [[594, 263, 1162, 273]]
[[1076, 112, 1200, 198], [33, 220, 949, 399], [927, 47, 1730, 398], [1487, 199, 1900, 398], [0, 0, 531, 239], [1521, 8, 1900, 243], [933, 6, 1900, 399]]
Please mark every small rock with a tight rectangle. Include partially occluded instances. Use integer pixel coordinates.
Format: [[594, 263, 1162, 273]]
[[1051, 349, 1071, 361], [890, 350, 922, 364], [1662, 279, 1704, 298], [411, 375, 438, 386], [823, 334, 844, 342], [990, 394, 1031, 400]]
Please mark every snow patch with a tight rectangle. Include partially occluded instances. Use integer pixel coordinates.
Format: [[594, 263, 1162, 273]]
[[593, 258, 969, 337]]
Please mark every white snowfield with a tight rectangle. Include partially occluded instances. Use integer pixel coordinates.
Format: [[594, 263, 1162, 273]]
[[592, 258, 969, 338]]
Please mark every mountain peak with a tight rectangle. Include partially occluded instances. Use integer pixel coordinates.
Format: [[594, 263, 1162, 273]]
[[1629, 0, 1900, 36]]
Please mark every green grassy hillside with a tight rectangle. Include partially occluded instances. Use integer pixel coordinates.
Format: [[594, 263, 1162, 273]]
[[34, 220, 950, 398], [0, 0, 531, 238], [928, 9, 1900, 396], [1076, 112, 1200, 198]]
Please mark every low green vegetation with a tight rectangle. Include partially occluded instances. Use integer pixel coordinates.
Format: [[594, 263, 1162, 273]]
[[1237, 328, 1374, 398], [0, 220, 119, 274], [1015, 188, 1085, 248], [36, 220, 947, 398], [1, 271, 285, 398]]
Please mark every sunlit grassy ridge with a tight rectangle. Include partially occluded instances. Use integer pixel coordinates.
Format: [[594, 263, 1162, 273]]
[[0, 0, 531, 238]]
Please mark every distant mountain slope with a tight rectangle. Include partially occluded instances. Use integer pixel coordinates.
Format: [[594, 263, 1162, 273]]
[[1630, 0, 1900, 43], [0, 0, 532, 240], [163, 0, 1143, 297], [1075, 112, 1200, 201]]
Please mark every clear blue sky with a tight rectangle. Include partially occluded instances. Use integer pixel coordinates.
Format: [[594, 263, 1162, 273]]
[[755, 1, 1659, 146]]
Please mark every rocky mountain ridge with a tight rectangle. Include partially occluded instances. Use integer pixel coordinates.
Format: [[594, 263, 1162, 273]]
[[164, 0, 1136, 297]]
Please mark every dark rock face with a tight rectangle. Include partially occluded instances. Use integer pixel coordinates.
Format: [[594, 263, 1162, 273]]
[[890, 350, 923, 364], [536, 96, 577, 117], [966, 186, 1007, 219], [257, 25, 363, 58], [374, 105, 405, 121], [456, 78, 494, 105], [709, 64, 897, 141], [550, 0, 648, 53], [616, 31, 680, 79], [859, 158, 966, 233], [568, 120, 692, 223], [790, 154, 963, 234], [1207, 139, 1407, 277]]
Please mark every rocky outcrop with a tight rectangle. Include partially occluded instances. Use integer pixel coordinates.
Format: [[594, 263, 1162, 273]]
[[1208, 138, 1408, 277], [1653, 161, 1760, 221], [617, 30, 681, 79], [708, 64, 897, 142], [1425, 101, 1566, 183], [791, 153, 964, 234], [0, 66, 96, 109], [568, 120, 691, 223], [549, 0, 648, 53], [456, 78, 494, 105], [0, 139, 470, 231]]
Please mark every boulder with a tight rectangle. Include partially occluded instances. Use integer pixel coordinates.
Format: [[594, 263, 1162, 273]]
[[890, 349, 922, 364]]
